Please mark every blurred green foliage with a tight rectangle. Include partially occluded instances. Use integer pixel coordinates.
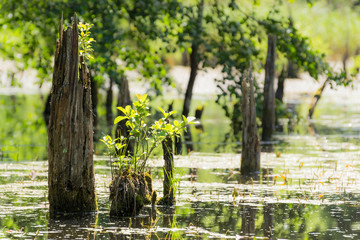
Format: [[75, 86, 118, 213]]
[[0, 0, 354, 144]]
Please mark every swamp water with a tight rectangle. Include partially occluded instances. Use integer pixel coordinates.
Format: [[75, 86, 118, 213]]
[[1, 92, 360, 239]]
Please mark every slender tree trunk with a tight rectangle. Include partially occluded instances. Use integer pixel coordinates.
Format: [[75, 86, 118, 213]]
[[241, 69, 260, 174], [182, 0, 204, 118], [286, 59, 299, 78], [161, 136, 175, 205], [90, 72, 98, 143], [286, 17, 299, 78], [182, 43, 198, 118], [275, 66, 287, 102], [308, 79, 328, 119], [106, 77, 113, 129], [182, 49, 189, 66], [262, 34, 276, 142], [48, 14, 96, 217]]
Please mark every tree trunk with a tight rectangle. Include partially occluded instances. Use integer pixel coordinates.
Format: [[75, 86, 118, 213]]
[[308, 79, 328, 119], [48, 14, 96, 217], [286, 59, 299, 78], [241, 69, 260, 174], [43, 92, 51, 129], [115, 75, 134, 156], [174, 136, 182, 155], [275, 66, 287, 102], [106, 77, 113, 129], [286, 17, 299, 78], [262, 34, 276, 142], [182, 48, 189, 66], [182, 43, 198, 118], [90, 72, 98, 143], [182, 0, 204, 117], [159, 136, 175, 205]]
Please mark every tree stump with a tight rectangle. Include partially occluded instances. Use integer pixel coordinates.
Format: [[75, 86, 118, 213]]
[[241, 69, 260, 174], [109, 171, 151, 217], [262, 34, 276, 142], [158, 135, 175, 205], [48, 14, 96, 216]]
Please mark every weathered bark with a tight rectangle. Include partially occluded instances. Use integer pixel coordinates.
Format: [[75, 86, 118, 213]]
[[106, 77, 113, 129], [275, 66, 287, 102], [115, 76, 133, 156], [241, 69, 260, 174], [262, 34, 276, 142], [43, 92, 51, 129], [159, 136, 175, 205], [308, 79, 328, 119], [48, 14, 96, 216]]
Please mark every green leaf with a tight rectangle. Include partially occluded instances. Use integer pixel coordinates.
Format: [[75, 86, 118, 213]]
[[158, 107, 166, 117], [114, 115, 128, 124]]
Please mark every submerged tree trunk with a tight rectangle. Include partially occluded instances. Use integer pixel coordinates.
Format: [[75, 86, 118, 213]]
[[262, 34, 276, 142], [241, 69, 260, 174], [159, 135, 175, 205], [48, 14, 96, 217], [308, 79, 328, 119]]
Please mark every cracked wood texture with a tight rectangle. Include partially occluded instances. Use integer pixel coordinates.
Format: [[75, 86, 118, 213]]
[[241, 69, 260, 174], [48, 14, 96, 216]]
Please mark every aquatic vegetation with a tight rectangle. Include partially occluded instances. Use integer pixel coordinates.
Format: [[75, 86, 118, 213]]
[[102, 94, 194, 216]]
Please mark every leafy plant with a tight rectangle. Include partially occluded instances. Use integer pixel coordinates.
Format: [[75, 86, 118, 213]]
[[101, 94, 195, 175], [78, 22, 95, 61]]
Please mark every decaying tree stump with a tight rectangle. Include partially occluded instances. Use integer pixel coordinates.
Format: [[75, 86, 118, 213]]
[[159, 135, 175, 205], [48, 14, 96, 216], [262, 34, 276, 142], [109, 171, 151, 217], [241, 69, 260, 174]]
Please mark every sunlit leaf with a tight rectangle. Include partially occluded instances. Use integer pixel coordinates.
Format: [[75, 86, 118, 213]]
[[114, 116, 128, 124]]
